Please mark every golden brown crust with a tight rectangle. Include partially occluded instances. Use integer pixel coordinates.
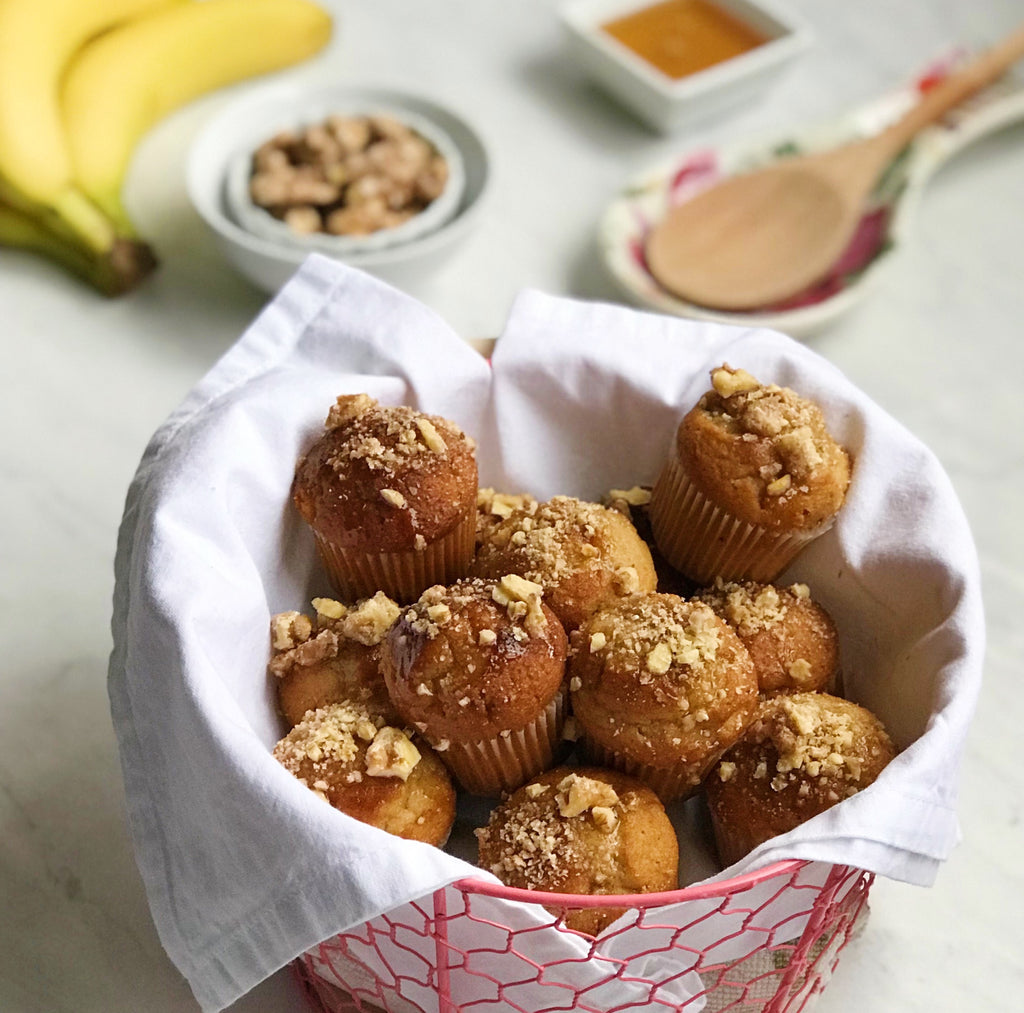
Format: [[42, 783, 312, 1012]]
[[472, 495, 658, 631], [569, 593, 758, 789], [273, 702, 456, 846], [269, 594, 401, 726], [676, 365, 850, 531], [380, 577, 568, 743], [292, 395, 478, 553], [476, 766, 679, 935], [705, 692, 896, 866], [693, 579, 838, 695]]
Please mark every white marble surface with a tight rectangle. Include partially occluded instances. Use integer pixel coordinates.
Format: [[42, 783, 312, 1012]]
[[2, 1, 1022, 1010]]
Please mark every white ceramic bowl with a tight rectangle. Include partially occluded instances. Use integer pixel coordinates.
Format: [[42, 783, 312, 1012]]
[[560, 0, 813, 133], [223, 101, 466, 256], [187, 84, 491, 293]]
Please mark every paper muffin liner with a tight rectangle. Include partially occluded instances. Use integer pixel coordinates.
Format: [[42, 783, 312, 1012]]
[[577, 738, 707, 803], [313, 508, 477, 604], [440, 689, 567, 796], [648, 452, 833, 585]]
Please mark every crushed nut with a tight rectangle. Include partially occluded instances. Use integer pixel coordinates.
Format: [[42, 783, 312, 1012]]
[[365, 726, 421, 780]]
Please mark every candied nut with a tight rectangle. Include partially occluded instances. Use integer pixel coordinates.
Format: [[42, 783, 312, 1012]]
[[380, 488, 407, 508], [414, 417, 447, 453], [365, 726, 421, 780], [325, 393, 375, 429], [711, 364, 760, 397]]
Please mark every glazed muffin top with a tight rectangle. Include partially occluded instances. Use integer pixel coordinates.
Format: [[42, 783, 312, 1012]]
[[292, 394, 478, 553], [705, 692, 896, 862], [472, 495, 658, 631], [268, 592, 402, 727], [273, 700, 456, 846], [693, 579, 838, 695], [475, 766, 679, 934], [676, 365, 851, 531], [569, 592, 758, 780], [379, 576, 568, 744]]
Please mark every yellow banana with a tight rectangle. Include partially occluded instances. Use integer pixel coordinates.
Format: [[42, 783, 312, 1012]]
[[0, 0, 177, 260], [62, 0, 333, 232], [0, 195, 154, 295]]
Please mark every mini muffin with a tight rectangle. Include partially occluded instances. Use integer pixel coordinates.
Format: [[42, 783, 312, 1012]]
[[380, 576, 569, 795], [476, 486, 537, 549], [705, 692, 896, 867], [649, 364, 851, 584], [569, 592, 758, 801], [273, 701, 456, 846], [693, 579, 839, 695], [291, 394, 478, 603], [268, 592, 401, 727], [472, 495, 658, 632], [476, 767, 679, 935]]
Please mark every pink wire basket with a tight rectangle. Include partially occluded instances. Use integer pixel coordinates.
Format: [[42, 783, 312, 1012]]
[[293, 859, 872, 1013]]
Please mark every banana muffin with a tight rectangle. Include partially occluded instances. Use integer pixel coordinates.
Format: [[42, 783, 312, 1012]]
[[693, 579, 839, 695], [292, 394, 478, 603], [380, 575, 569, 795], [472, 495, 658, 632], [273, 701, 456, 846], [705, 692, 896, 867], [649, 364, 851, 584], [476, 766, 679, 935], [569, 592, 758, 801], [268, 592, 401, 727]]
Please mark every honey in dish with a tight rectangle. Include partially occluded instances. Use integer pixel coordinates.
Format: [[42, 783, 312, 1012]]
[[603, 0, 768, 80]]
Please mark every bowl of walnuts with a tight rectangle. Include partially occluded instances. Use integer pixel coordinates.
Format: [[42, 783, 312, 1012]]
[[188, 84, 489, 291]]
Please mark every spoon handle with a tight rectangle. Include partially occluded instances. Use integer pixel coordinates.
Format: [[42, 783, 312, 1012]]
[[878, 23, 1024, 154]]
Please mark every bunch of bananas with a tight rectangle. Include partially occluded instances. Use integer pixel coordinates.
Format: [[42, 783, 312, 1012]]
[[0, 0, 332, 295]]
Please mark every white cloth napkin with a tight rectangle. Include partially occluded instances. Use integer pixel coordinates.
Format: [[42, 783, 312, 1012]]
[[108, 254, 984, 1011]]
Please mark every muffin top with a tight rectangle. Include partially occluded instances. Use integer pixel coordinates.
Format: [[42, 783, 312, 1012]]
[[694, 579, 838, 695], [273, 700, 456, 846], [677, 365, 851, 530], [475, 766, 679, 934], [292, 394, 478, 552], [472, 495, 658, 631], [705, 692, 896, 863], [569, 592, 758, 781], [269, 593, 401, 726], [379, 576, 568, 744]]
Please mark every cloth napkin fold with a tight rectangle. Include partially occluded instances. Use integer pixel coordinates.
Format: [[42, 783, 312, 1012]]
[[108, 254, 983, 1012]]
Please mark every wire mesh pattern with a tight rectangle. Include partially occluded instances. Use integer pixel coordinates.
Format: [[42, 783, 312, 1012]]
[[295, 860, 872, 1013]]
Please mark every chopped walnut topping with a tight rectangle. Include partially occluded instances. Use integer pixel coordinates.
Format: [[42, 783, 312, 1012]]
[[787, 658, 814, 685], [608, 486, 652, 506], [478, 628, 497, 646], [591, 806, 618, 831], [312, 597, 347, 622], [414, 417, 447, 454], [380, 488, 407, 508], [492, 574, 547, 637], [341, 591, 400, 646], [717, 761, 737, 782], [589, 632, 607, 653], [325, 393, 376, 429], [711, 365, 760, 397], [524, 782, 549, 798], [646, 642, 673, 675], [365, 726, 421, 780], [555, 773, 620, 818], [766, 474, 792, 496], [271, 610, 313, 650]]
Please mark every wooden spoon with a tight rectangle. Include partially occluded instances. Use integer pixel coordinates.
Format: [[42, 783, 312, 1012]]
[[645, 24, 1024, 312]]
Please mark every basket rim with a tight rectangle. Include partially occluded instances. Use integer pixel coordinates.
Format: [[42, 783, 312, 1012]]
[[452, 858, 810, 910]]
